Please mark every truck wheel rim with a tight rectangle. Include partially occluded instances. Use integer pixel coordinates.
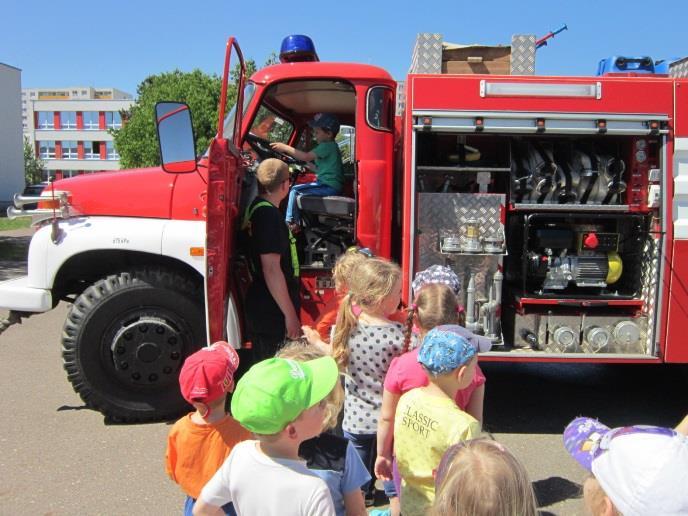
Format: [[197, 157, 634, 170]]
[[109, 316, 184, 388]]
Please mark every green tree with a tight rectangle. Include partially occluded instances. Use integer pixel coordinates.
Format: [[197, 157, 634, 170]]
[[113, 69, 222, 168], [23, 137, 44, 185], [113, 60, 257, 169]]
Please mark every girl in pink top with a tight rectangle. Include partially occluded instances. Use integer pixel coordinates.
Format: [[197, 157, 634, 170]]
[[374, 282, 490, 486]]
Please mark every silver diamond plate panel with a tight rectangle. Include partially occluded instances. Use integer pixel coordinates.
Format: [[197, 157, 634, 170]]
[[510, 35, 536, 75], [639, 232, 661, 354], [409, 33, 443, 74], [670, 57, 688, 78], [396, 80, 406, 116], [417, 193, 505, 304]]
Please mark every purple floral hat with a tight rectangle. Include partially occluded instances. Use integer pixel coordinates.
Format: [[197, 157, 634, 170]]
[[412, 265, 461, 298]]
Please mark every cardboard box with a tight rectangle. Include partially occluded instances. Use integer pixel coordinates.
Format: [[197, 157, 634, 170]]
[[442, 44, 511, 75]]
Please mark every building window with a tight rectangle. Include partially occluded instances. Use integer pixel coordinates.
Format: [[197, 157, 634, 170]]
[[106, 141, 120, 160], [62, 141, 78, 159], [83, 111, 99, 130], [84, 141, 101, 159], [61, 111, 77, 129], [105, 111, 122, 129], [39, 141, 56, 159], [38, 112, 54, 129]]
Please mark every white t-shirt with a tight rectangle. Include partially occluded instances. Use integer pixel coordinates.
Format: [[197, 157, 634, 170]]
[[198, 440, 335, 516]]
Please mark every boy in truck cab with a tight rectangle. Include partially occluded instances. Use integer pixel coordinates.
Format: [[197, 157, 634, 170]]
[[270, 112, 344, 233]]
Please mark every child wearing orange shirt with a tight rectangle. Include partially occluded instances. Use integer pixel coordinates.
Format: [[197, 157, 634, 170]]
[[165, 342, 251, 516], [316, 247, 372, 340]]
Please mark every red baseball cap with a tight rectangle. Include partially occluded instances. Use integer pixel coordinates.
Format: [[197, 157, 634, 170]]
[[179, 342, 240, 406]]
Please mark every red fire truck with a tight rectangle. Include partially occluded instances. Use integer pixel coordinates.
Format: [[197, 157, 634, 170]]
[[3, 35, 688, 421]]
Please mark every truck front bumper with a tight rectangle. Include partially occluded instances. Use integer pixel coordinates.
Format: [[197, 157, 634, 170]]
[[0, 276, 52, 312]]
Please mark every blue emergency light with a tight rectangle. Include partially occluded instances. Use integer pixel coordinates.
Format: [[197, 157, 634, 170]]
[[279, 35, 319, 63]]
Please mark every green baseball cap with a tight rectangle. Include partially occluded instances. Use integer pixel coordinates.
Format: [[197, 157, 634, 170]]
[[231, 356, 339, 434]]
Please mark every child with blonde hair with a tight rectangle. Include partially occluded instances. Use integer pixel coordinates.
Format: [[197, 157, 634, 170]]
[[330, 257, 405, 505], [430, 438, 538, 516], [312, 246, 373, 342], [277, 341, 370, 516], [194, 355, 340, 515], [375, 281, 490, 506], [393, 325, 482, 515]]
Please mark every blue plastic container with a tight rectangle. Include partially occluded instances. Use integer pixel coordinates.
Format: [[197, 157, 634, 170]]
[[596, 56, 655, 75], [653, 58, 681, 74]]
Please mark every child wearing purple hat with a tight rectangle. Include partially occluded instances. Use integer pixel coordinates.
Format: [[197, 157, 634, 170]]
[[563, 415, 688, 516]]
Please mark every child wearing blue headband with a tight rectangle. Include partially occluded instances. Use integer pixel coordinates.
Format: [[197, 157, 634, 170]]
[[393, 325, 481, 516]]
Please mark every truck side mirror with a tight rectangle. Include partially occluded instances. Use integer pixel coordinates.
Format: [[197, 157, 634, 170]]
[[155, 102, 197, 174]]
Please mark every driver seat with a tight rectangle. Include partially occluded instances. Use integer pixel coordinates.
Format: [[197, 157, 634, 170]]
[[297, 195, 356, 269], [297, 195, 355, 219]]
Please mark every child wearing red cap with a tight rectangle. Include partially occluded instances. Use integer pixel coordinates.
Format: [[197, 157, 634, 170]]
[[165, 342, 251, 516]]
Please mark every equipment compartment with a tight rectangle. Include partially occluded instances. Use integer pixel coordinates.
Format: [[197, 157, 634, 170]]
[[504, 212, 649, 299], [415, 134, 512, 194], [412, 129, 663, 354]]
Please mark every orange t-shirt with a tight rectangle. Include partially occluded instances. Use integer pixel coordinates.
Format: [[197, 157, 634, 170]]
[[315, 294, 344, 341], [165, 413, 251, 499], [315, 293, 408, 342]]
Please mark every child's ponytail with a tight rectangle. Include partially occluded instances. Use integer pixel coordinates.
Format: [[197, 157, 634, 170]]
[[402, 304, 417, 353], [331, 293, 357, 370]]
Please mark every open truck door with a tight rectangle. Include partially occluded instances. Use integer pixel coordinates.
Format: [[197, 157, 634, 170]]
[[204, 38, 246, 345], [156, 37, 246, 346]]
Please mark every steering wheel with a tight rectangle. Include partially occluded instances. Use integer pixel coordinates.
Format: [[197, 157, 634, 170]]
[[245, 133, 301, 165]]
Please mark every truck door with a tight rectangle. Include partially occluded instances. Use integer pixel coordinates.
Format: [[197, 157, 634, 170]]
[[355, 84, 397, 257], [205, 38, 247, 344]]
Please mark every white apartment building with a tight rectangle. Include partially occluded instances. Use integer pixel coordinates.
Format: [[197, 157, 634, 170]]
[[22, 87, 134, 179], [0, 63, 24, 205]]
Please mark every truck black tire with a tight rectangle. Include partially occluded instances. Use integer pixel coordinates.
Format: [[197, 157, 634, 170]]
[[61, 268, 205, 422]]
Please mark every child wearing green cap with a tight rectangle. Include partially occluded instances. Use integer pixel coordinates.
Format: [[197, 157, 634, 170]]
[[193, 356, 340, 516], [277, 341, 370, 516]]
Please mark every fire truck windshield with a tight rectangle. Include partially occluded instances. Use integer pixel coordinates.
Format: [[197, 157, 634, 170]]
[[220, 81, 256, 143]]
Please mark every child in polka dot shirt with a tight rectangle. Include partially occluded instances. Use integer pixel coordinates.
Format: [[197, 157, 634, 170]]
[[330, 257, 405, 505]]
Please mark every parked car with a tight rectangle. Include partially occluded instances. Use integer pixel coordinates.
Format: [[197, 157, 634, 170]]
[[20, 182, 49, 210]]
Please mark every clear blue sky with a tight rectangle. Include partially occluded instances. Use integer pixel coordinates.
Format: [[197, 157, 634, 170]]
[[3, 0, 687, 97]]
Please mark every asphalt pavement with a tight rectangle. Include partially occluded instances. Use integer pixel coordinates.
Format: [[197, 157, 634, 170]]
[[0, 228, 686, 514], [0, 303, 182, 515]]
